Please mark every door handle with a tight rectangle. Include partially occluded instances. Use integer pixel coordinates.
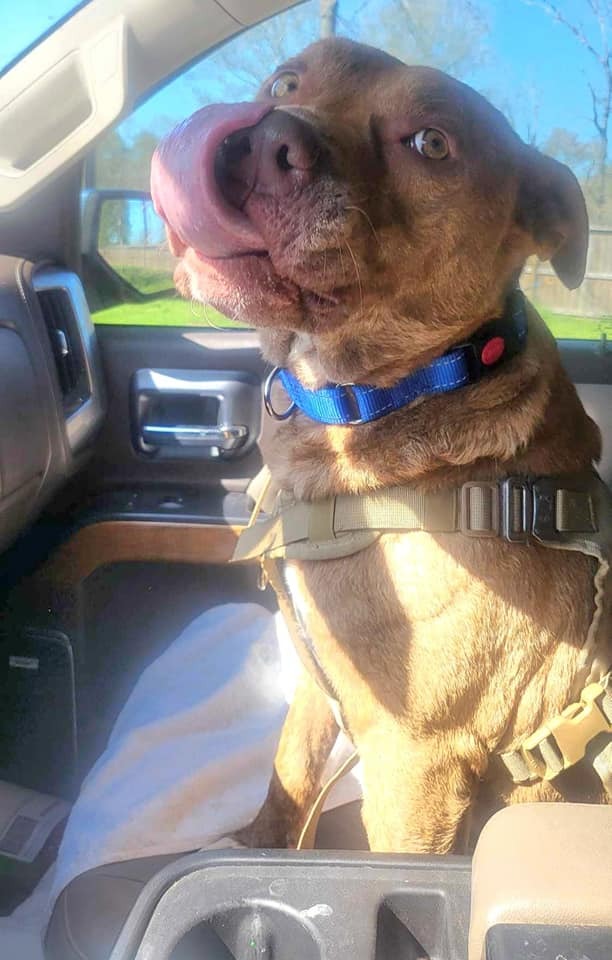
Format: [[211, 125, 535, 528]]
[[141, 424, 248, 456], [132, 369, 260, 459]]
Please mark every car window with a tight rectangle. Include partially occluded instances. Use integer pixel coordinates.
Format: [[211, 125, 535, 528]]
[[86, 0, 611, 342], [0, 0, 90, 76]]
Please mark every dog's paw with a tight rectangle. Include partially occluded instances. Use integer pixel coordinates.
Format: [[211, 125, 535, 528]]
[[232, 820, 296, 850]]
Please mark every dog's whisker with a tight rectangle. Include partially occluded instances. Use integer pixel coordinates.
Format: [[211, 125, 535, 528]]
[[203, 303, 219, 329], [335, 235, 348, 282], [190, 298, 224, 331], [206, 304, 230, 331], [345, 205, 381, 246], [284, 240, 303, 287], [292, 247, 304, 284], [344, 239, 364, 315], [190, 298, 205, 322]]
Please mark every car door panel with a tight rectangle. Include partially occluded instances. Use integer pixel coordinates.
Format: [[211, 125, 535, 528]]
[[85, 325, 275, 491], [0, 319, 281, 796]]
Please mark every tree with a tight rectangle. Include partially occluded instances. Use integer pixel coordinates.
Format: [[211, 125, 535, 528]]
[[93, 129, 161, 246], [126, 131, 160, 191], [187, 2, 322, 102], [93, 129, 158, 192], [320, 0, 338, 37], [186, 0, 489, 105], [523, 0, 612, 207], [488, 77, 541, 148], [93, 130, 128, 189], [583, 168, 612, 221], [93, 131, 128, 246], [98, 199, 129, 247], [542, 127, 598, 172], [540, 128, 612, 223], [358, 0, 489, 78]]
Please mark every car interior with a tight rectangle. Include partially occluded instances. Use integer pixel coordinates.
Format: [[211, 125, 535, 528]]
[[0, 1, 611, 958]]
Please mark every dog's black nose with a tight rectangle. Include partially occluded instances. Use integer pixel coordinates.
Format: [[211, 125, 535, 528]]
[[216, 109, 322, 207]]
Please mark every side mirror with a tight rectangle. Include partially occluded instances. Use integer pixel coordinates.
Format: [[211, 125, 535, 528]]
[[81, 188, 174, 298]]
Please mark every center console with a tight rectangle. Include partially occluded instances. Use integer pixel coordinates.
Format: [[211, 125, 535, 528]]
[[106, 803, 612, 960]]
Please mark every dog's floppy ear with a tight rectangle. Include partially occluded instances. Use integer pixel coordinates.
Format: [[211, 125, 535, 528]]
[[516, 148, 588, 290]]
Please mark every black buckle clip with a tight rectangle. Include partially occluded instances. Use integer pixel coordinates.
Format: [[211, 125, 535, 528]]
[[531, 477, 564, 544], [501, 478, 533, 542]]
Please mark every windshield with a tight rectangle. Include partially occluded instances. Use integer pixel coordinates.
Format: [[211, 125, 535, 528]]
[[1, 0, 90, 75]]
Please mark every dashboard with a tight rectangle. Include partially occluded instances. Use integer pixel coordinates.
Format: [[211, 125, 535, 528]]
[[0, 258, 105, 554]]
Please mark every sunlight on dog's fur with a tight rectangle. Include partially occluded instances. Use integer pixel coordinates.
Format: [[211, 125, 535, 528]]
[[151, 38, 610, 854]]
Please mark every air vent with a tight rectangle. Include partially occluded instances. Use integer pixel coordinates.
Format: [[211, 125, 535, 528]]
[[37, 288, 91, 416]]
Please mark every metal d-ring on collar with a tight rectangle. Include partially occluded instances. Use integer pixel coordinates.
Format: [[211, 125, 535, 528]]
[[264, 366, 297, 421]]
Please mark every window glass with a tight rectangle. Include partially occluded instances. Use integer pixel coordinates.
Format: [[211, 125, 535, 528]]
[[0, 1, 90, 75], [88, 0, 612, 340]]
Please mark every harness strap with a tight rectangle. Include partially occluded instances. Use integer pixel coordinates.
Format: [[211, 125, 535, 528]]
[[262, 536, 359, 847], [499, 472, 612, 789], [262, 555, 339, 703], [245, 465, 341, 704], [234, 473, 606, 564], [234, 468, 612, 796], [297, 749, 360, 851], [527, 474, 612, 690]]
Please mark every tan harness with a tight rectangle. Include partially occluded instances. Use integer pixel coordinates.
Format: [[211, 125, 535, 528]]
[[233, 467, 612, 840]]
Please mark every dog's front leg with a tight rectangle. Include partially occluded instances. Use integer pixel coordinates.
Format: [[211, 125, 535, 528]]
[[359, 729, 483, 854], [236, 669, 339, 848]]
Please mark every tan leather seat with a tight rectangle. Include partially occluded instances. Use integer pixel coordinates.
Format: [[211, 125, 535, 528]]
[[469, 802, 612, 960]]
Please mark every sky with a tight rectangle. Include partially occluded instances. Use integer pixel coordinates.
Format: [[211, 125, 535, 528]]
[[0, 0, 606, 153]]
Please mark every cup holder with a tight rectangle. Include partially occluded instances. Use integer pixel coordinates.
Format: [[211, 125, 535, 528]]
[[110, 852, 471, 960], [375, 892, 450, 960], [181, 903, 320, 959]]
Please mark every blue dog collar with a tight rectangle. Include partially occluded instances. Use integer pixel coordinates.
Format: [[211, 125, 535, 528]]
[[264, 291, 528, 426]]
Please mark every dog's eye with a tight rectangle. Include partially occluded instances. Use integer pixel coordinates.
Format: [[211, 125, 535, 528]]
[[270, 72, 300, 98], [408, 128, 449, 160]]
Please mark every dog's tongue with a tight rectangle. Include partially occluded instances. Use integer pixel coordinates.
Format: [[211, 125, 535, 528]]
[[151, 102, 272, 259]]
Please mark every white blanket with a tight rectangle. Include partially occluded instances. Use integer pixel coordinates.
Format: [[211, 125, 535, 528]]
[[0, 602, 361, 959]]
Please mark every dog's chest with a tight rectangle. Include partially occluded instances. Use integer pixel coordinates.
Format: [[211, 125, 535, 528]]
[[284, 532, 483, 644], [281, 532, 595, 733], [281, 533, 486, 721]]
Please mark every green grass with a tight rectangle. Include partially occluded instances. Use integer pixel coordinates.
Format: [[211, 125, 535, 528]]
[[117, 265, 175, 295], [93, 297, 246, 327], [536, 307, 612, 341], [93, 296, 612, 340]]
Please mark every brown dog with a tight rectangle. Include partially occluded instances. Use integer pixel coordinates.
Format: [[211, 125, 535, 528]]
[[151, 38, 609, 854]]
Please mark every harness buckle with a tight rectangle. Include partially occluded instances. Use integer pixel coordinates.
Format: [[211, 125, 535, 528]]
[[500, 478, 533, 542], [531, 477, 564, 543], [520, 681, 612, 781], [460, 482, 500, 537], [257, 558, 269, 592]]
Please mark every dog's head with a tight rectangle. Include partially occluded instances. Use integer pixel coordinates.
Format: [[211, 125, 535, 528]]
[[151, 38, 587, 385]]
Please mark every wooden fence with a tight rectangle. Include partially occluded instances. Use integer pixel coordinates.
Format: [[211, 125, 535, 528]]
[[102, 226, 612, 318], [100, 244, 176, 274], [521, 226, 612, 318]]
